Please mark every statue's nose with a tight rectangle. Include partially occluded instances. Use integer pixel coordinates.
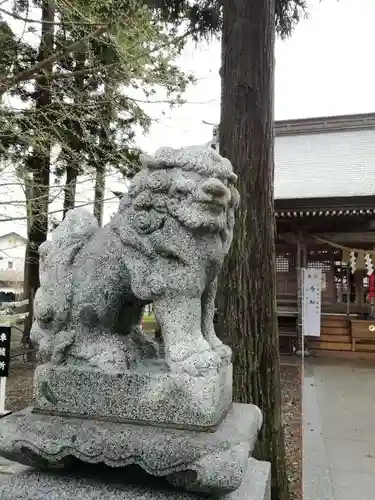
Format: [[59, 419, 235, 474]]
[[201, 179, 229, 199]]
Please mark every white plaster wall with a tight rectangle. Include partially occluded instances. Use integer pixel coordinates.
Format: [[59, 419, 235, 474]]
[[0, 234, 26, 275]]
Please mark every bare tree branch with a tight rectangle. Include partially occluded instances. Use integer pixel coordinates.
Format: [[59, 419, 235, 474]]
[[0, 25, 107, 96], [0, 7, 106, 26], [0, 195, 119, 222], [34, 62, 118, 81]]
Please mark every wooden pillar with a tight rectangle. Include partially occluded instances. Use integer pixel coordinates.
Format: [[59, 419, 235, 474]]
[[354, 271, 363, 309], [346, 264, 351, 316], [301, 240, 307, 268]]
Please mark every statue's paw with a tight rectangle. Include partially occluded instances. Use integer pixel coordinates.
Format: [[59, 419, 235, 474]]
[[214, 343, 232, 363], [131, 327, 159, 360], [168, 349, 221, 377], [87, 353, 129, 373], [204, 332, 232, 364], [193, 349, 221, 374], [72, 338, 132, 372]]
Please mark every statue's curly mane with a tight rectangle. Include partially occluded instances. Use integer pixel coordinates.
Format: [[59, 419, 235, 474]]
[[119, 146, 239, 243]]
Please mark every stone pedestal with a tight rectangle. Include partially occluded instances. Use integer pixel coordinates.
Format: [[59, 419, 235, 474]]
[[33, 360, 232, 430], [0, 458, 271, 500], [0, 403, 261, 494]]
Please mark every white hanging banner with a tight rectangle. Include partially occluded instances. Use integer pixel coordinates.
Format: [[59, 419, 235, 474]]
[[301, 269, 322, 337]]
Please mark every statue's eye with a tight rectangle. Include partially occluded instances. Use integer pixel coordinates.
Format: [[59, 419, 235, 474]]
[[174, 183, 192, 196], [174, 187, 187, 196]]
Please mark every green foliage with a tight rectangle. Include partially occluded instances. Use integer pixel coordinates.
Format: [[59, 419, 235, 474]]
[[144, 0, 307, 39], [0, 0, 196, 205], [276, 0, 307, 38], [0, 0, 308, 224], [146, 0, 222, 40]]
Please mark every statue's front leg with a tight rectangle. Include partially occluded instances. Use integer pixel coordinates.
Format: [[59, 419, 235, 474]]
[[201, 279, 232, 363], [153, 295, 220, 376]]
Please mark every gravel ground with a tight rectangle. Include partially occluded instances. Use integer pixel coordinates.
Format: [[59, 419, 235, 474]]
[[5, 359, 302, 500], [5, 360, 36, 412], [281, 363, 302, 500]]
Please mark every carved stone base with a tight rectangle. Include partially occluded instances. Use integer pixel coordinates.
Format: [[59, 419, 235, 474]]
[[33, 361, 232, 430], [0, 458, 271, 500], [0, 403, 262, 494]]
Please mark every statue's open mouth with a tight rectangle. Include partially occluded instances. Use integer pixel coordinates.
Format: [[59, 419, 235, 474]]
[[196, 198, 227, 213]]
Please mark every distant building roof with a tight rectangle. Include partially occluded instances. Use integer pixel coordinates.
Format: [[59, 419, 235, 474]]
[[0, 232, 27, 243], [275, 112, 375, 200]]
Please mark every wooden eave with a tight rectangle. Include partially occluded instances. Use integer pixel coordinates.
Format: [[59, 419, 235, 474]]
[[275, 196, 375, 218]]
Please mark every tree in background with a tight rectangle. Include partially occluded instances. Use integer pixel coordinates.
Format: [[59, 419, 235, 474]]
[[0, 0, 199, 342], [52, 0, 196, 223], [145, 1, 307, 500], [219, 1, 306, 499], [219, 0, 284, 493]]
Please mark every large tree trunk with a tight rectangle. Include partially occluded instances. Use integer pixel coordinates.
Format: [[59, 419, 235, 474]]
[[93, 122, 108, 227], [23, 1, 54, 346], [62, 165, 78, 218], [23, 158, 50, 346], [20, 172, 33, 300], [62, 52, 85, 219], [93, 160, 106, 226], [218, 1, 288, 500]]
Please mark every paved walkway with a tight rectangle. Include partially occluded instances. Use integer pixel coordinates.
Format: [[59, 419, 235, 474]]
[[304, 358, 375, 500]]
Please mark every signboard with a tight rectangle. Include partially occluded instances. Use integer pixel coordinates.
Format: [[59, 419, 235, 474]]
[[301, 269, 322, 337], [0, 324, 11, 417], [0, 325, 11, 378]]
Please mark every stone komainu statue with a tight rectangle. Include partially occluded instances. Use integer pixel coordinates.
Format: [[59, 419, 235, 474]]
[[31, 145, 239, 376]]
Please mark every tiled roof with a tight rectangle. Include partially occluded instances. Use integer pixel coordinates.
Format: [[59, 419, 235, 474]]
[[275, 127, 375, 200]]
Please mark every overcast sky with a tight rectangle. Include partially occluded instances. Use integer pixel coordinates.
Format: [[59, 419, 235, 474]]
[[2, 0, 375, 237], [138, 0, 375, 153]]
